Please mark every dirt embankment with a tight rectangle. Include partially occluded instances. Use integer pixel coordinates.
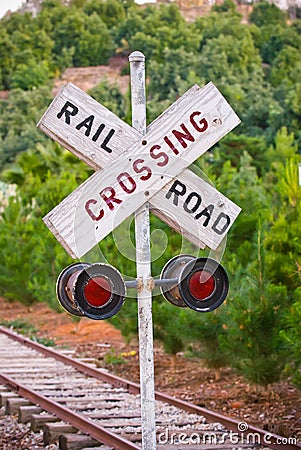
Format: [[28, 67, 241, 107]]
[[53, 55, 130, 96], [0, 55, 130, 100], [0, 296, 124, 347]]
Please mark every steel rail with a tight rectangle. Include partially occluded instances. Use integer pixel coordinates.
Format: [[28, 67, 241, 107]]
[[0, 326, 300, 450], [0, 371, 139, 450], [0, 326, 140, 393]]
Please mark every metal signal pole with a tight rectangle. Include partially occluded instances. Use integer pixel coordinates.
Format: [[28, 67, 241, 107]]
[[129, 51, 157, 450]]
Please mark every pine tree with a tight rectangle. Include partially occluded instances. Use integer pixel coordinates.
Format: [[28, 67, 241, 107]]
[[221, 223, 288, 386]]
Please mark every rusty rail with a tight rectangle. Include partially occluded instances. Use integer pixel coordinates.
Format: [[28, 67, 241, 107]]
[[0, 371, 139, 450]]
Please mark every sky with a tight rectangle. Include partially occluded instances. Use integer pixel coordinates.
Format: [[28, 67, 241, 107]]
[[0, 1, 158, 18], [0, 0, 24, 18]]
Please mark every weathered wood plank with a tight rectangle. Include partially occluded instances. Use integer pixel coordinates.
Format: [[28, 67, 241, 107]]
[[84, 411, 140, 420], [59, 433, 101, 450], [65, 402, 119, 412], [5, 397, 30, 414], [43, 422, 78, 445], [57, 396, 124, 404], [37, 83, 140, 171], [18, 405, 43, 423], [37, 83, 207, 251], [43, 82, 240, 258], [152, 168, 241, 250], [156, 445, 259, 449], [1, 368, 77, 374], [81, 448, 111, 450], [81, 447, 112, 450], [0, 391, 18, 407], [0, 385, 9, 392], [31, 413, 60, 432]]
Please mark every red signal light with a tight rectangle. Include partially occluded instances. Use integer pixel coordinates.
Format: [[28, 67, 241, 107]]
[[83, 276, 112, 307], [179, 257, 229, 312], [74, 263, 126, 320], [188, 270, 215, 300]]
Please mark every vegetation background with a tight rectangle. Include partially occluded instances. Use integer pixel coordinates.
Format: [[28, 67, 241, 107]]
[[0, 0, 301, 389]]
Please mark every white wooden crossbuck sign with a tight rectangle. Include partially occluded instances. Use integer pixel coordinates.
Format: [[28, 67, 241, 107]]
[[38, 82, 241, 258]]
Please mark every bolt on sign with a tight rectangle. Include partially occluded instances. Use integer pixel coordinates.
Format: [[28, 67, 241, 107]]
[[38, 82, 241, 258]]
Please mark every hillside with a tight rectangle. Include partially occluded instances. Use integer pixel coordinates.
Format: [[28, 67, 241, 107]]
[[9, 0, 253, 25], [0, 56, 129, 101], [52, 55, 130, 96]]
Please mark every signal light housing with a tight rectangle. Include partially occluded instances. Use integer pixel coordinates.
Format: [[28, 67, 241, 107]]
[[160, 255, 195, 307], [56, 262, 91, 317], [160, 255, 229, 312], [56, 263, 126, 320]]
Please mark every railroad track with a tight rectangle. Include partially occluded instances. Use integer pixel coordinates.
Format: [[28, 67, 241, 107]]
[[0, 326, 299, 450]]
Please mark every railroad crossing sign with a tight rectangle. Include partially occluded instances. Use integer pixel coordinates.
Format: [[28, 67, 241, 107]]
[[38, 52, 241, 450], [38, 82, 241, 258]]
